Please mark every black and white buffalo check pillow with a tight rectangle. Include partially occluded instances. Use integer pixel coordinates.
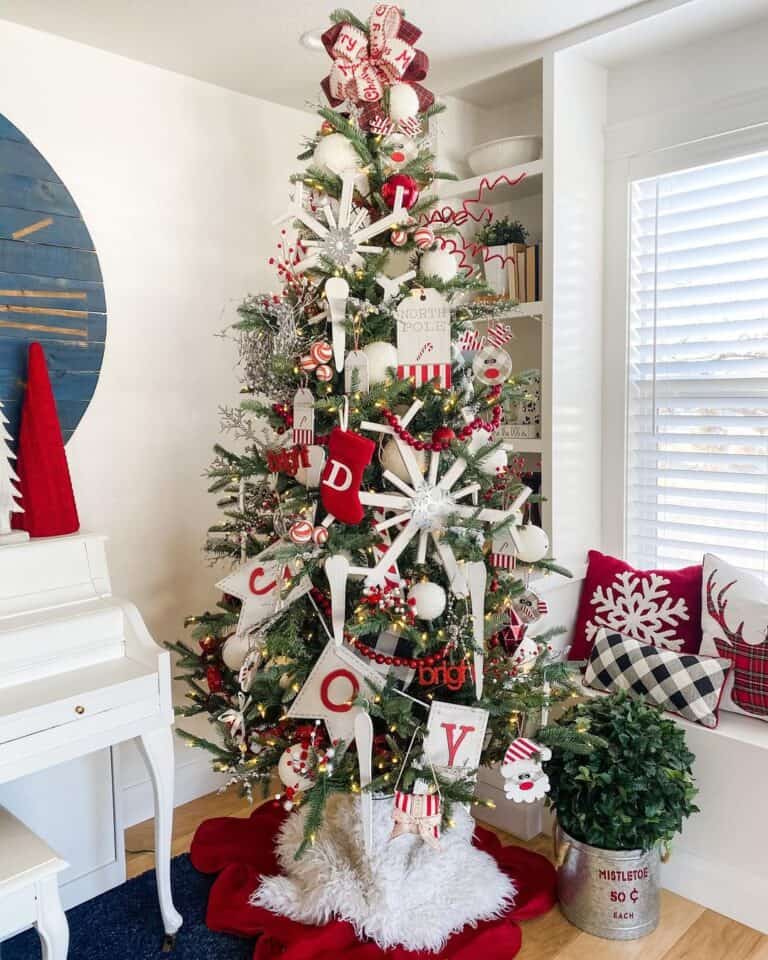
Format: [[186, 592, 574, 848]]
[[585, 629, 731, 728]]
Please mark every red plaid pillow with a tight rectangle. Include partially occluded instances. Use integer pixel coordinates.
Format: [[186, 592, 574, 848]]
[[569, 551, 703, 661], [700, 553, 768, 721]]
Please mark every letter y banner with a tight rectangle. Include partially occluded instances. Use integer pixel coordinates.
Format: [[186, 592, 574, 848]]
[[423, 700, 489, 781]]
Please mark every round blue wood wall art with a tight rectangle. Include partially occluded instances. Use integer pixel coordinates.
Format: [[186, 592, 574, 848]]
[[0, 112, 106, 445]]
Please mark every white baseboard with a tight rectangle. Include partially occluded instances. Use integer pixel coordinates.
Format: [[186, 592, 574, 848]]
[[122, 753, 226, 828], [661, 848, 768, 935]]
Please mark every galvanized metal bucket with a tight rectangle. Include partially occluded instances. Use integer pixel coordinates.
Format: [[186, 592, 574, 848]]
[[554, 822, 663, 940]]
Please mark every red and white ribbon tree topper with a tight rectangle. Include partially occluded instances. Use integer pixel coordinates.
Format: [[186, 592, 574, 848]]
[[320, 5, 433, 128]]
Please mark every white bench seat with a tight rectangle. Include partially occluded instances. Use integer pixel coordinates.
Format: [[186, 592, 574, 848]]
[[0, 806, 69, 958]]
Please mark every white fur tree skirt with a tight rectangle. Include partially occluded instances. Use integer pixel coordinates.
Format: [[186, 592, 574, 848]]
[[251, 794, 515, 953]]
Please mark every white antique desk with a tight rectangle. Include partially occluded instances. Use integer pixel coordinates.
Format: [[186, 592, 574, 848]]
[[0, 534, 182, 946]]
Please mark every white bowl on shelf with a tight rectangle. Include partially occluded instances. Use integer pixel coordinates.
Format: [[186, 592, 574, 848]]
[[466, 136, 541, 176]]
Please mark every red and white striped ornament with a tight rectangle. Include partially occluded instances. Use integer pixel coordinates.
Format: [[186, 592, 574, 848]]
[[315, 363, 334, 382], [292, 387, 315, 446], [299, 354, 317, 373], [390, 228, 409, 247], [310, 340, 333, 365], [390, 789, 441, 849], [512, 589, 548, 623], [413, 225, 435, 250], [397, 363, 452, 389], [289, 519, 314, 544], [398, 115, 421, 137], [311, 525, 329, 546], [485, 322, 514, 349]]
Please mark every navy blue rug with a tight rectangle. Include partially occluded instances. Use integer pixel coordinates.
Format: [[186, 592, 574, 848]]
[[3, 855, 252, 959]]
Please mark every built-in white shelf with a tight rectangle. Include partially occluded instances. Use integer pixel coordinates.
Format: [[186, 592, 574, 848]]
[[474, 301, 543, 320], [508, 300, 543, 318], [502, 435, 542, 453], [439, 159, 544, 203]]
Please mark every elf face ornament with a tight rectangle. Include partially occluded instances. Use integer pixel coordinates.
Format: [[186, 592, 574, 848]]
[[500, 738, 552, 803]]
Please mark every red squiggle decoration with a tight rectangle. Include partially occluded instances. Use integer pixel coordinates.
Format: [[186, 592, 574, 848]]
[[421, 171, 529, 274], [423, 171, 528, 227]]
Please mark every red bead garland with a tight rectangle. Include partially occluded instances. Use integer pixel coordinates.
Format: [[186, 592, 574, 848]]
[[350, 637, 450, 670], [381, 386, 503, 452], [311, 588, 447, 670], [272, 386, 503, 449]]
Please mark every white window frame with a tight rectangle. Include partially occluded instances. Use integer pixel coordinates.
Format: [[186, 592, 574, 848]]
[[602, 93, 768, 561]]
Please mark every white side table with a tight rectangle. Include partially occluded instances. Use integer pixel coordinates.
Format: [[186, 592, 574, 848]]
[[0, 807, 69, 958]]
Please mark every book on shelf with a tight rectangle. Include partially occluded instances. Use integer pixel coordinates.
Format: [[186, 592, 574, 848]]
[[526, 244, 538, 302], [505, 242, 542, 305], [505, 242, 523, 300]]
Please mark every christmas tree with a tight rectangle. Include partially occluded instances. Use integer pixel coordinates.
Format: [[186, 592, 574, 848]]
[[173, 5, 591, 948]]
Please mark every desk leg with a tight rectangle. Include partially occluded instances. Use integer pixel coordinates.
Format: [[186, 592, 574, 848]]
[[137, 727, 183, 937], [37, 875, 69, 960]]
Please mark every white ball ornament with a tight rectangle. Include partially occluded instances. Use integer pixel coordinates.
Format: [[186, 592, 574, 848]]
[[362, 341, 398, 384], [221, 633, 254, 672], [514, 525, 550, 563], [419, 248, 458, 282], [388, 82, 420, 125], [313, 133, 361, 175], [380, 438, 427, 483], [278, 744, 315, 792], [408, 581, 447, 621]]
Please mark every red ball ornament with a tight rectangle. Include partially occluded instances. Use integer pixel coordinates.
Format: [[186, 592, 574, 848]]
[[206, 666, 224, 693], [381, 174, 420, 211], [432, 426, 456, 445]]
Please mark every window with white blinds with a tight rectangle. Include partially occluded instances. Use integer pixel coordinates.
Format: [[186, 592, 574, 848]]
[[626, 146, 768, 577]]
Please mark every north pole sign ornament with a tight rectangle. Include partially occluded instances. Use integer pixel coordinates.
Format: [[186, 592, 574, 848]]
[[396, 288, 452, 388]]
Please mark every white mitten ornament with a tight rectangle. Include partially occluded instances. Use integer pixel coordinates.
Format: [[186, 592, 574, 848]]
[[500, 738, 552, 803]]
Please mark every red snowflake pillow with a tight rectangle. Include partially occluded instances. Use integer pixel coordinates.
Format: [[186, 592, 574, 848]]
[[700, 553, 768, 721], [570, 551, 703, 661]]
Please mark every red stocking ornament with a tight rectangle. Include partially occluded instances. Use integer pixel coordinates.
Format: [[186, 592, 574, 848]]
[[320, 426, 375, 525], [12, 342, 80, 538]]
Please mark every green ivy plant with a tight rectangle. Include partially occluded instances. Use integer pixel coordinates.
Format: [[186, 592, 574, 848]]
[[545, 691, 699, 852], [474, 217, 529, 248]]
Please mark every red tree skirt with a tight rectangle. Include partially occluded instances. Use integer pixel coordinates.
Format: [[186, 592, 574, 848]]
[[191, 801, 557, 960]]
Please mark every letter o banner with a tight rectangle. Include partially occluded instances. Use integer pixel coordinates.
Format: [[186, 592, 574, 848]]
[[320, 669, 360, 713]]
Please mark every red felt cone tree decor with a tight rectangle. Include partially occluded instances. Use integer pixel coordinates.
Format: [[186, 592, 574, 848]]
[[12, 342, 80, 537]]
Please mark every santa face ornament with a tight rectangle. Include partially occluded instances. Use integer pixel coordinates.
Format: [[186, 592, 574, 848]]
[[500, 738, 552, 803]]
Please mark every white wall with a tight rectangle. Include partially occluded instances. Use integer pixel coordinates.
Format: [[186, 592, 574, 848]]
[[0, 15, 313, 877]]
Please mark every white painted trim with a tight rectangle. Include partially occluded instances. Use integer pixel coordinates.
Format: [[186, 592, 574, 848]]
[[606, 86, 768, 162]]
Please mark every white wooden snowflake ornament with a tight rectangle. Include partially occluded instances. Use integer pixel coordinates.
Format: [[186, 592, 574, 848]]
[[274, 174, 407, 274]]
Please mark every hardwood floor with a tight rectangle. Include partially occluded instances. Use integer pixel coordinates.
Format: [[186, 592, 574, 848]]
[[125, 789, 767, 959]]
